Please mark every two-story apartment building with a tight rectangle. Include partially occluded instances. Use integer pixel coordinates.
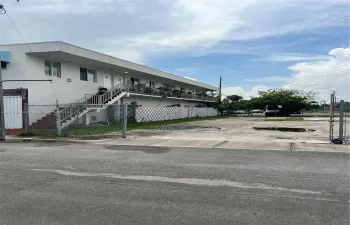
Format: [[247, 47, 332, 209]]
[[0, 41, 218, 131], [0, 41, 218, 106]]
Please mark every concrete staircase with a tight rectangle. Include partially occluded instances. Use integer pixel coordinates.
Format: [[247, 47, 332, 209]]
[[29, 83, 127, 131], [60, 91, 126, 128]]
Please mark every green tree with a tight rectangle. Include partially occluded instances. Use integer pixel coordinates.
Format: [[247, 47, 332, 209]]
[[226, 95, 243, 102], [249, 89, 316, 114]]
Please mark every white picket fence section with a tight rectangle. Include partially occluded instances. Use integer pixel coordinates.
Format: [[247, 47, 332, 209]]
[[135, 106, 219, 122], [4, 96, 23, 129]]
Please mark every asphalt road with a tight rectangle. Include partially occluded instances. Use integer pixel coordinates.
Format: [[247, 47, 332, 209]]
[[0, 142, 349, 225]]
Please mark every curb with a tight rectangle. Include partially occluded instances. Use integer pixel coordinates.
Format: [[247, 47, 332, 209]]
[[2, 137, 90, 144], [2, 137, 349, 153]]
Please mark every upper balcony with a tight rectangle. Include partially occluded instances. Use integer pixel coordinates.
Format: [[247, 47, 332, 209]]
[[125, 83, 217, 102]]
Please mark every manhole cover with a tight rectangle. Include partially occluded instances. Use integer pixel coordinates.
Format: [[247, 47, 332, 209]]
[[253, 127, 316, 132]]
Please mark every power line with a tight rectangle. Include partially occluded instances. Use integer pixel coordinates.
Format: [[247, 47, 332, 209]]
[[5, 13, 32, 52], [4, 9, 58, 101]]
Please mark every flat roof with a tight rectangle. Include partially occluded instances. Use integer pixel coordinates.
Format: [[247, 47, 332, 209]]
[[0, 41, 218, 91]]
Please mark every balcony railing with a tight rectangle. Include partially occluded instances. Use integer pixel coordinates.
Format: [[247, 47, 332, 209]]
[[125, 83, 217, 102]]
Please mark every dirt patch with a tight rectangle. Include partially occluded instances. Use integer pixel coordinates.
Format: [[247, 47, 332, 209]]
[[104, 145, 171, 154], [20, 140, 73, 147], [253, 127, 316, 132], [158, 125, 219, 130], [131, 131, 165, 137]]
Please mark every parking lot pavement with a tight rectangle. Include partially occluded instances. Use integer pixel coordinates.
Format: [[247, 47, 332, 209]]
[[0, 143, 349, 225], [127, 117, 331, 144]]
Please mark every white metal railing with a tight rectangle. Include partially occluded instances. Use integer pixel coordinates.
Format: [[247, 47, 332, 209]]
[[59, 96, 88, 123], [125, 82, 217, 102], [58, 82, 216, 125], [59, 83, 125, 123], [85, 83, 125, 105]]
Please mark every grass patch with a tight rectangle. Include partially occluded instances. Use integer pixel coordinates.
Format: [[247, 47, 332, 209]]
[[264, 117, 304, 122], [29, 115, 231, 137]]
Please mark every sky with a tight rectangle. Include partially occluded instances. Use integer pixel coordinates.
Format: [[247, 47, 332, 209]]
[[0, 0, 349, 101]]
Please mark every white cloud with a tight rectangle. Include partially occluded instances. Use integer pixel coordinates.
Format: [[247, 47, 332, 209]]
[[113, 0, 348, 58], [244, 76, 289, 82], [175, 67, 200, 75], [262, 54, 332, 62], [1, 0, 348, 61], [103, 50, 144, 64], [183, 76, 197, 81], [284, 47, 350, 100], [222, 85, 269, 100], [7, 0, 136, 14]]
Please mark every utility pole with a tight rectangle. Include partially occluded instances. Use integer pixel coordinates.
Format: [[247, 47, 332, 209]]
[[0, 2, 6, 140], [0, 57, 5, 141], [218, 76, 222, 104]]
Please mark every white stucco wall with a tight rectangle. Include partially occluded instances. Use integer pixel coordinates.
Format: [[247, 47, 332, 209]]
[[1, 45, 113, 105]]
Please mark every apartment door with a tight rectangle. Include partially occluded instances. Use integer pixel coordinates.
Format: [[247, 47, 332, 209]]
[[104, 75, 112, 89]]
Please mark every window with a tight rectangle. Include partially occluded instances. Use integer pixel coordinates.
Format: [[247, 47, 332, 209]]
[[88, 69, 97, 82], [1, 61, 7, 69], [45, 60, 61, 78], [130, 77, 140, 85], [181, 87, 185, 92], [80, 67, 97, 82], [80, 68, 87, 81], [52, 62, 59, 77], [45, 61, 51, 75], [149, 81, 155, 88]]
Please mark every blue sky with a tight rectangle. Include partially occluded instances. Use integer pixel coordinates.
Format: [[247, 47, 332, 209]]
[[1, 0, 349, 100]]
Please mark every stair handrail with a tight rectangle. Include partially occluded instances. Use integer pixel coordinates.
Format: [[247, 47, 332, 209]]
[[58, 82, 127, 123], [59, 96, 88, 122], [96, 82, 126, 104]]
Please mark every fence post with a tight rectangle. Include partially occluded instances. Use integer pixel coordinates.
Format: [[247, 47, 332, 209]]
[[121, 103, 127, 138], [339, 100, 345, 141], [329, 93, 334, 141], [75, 103, 79, 129], [56, 100, 62, 136], [24, 104, 29, 133]]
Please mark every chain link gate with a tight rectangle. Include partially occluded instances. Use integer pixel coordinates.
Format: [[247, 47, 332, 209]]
[[329, 93, 349, 144]]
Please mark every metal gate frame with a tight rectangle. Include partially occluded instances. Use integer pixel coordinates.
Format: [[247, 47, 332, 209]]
[[329, 93, 349, 144]]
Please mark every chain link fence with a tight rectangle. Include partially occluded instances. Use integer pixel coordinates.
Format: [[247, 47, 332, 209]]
[[329, 93, 349, 144], [135, 105, 218, 122], [24, 103, 127, 136], [18, 103, 218, 137]]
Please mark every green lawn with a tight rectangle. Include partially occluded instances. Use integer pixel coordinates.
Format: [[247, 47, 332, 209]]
[[264, 117, 304, 122], [24, 115, 231, 137]]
